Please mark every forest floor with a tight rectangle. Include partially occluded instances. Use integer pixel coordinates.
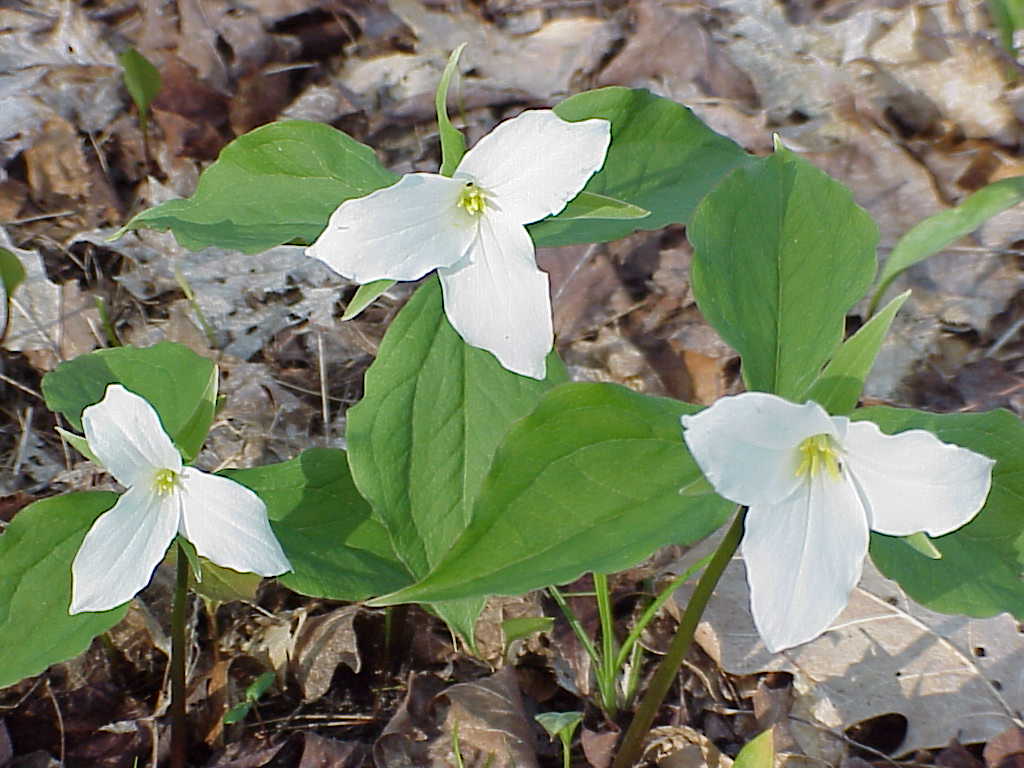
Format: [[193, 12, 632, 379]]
[[2, 0, 1024, 766]]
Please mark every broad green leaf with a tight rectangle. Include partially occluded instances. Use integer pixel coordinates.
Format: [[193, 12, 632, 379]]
[[341, 278, 396, 321], [0, 247, 26, 296], [436, 43, 467, 176], [372, 382, 732, 605], [118, 121, 398, 253], [857, 406, 1024, 618], [555, 192, 650, 221], [734, 729, 775, 768], [869, 176, 1024, 314], [346, 277, 567, 641], [803, 290, 909, 414], [689, 145, 878, 400], [224, 448, 411, 601], [530, 87, 752, 247], [117, 48, 161, 121], [41, 342, 217, 462], [0, 492, 128, 689]]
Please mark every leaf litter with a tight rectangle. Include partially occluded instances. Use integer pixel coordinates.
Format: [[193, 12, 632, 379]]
[[2, 0, 1024, 765]]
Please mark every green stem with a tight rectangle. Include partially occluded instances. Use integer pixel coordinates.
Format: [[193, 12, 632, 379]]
[[548, 586, 604, 679], [593, 573, 618, 716], [170, 542, 191, 768], [612, 509, 746, 768]]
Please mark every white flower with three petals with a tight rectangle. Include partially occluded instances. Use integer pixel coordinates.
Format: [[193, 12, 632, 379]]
[[70, 384, 291, 614], [681, 392, 995, 652], [306, 109, 611, 379]]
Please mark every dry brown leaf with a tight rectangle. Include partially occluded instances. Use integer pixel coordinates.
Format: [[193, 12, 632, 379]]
[[643, 724, 733, 768], [679, 559, 1023, 754], [437, 666, 538, 768], [291, 606, 363, 702], [984, 726, 1024, 767], [341, 0, 615, 102], [598, 0, 757, 107], [1, 229, 100, 370], [23, 116, 91, 204]]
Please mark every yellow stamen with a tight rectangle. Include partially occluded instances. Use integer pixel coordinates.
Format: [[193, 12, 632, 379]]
[[457, 182, 486, 216], [795, 434, 841, 479], [153, 468, 180, 496]]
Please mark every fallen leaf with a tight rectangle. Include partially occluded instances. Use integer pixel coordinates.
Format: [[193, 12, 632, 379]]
[[598, 0, 757, 107], [291, 605, 363, 702], [679, 560, 1023, 754], [985, 726, 1024, 768]]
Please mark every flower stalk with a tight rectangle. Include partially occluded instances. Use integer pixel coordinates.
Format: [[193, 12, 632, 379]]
[[170, 541, 190, 768], [612, 508, 746, 768]]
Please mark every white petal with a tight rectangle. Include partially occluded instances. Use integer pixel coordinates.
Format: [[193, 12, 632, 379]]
[[306, 173, 478, 283], [455, 110, 611, 225], [743, 471, 869, 652], [178, 470, 291, 576], [82, 384, 182, 487], [70, 484, 180, 613], [681, 393, 841, 507], [438, 212, 553, 379], [841, 420, 995, 537]]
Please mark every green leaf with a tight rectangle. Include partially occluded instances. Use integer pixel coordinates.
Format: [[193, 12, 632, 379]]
[[0, 492, 129, 689], [529, 87, 752, 247], [503, 616, 554, 646], [986, 0, 1024, 56], [803, 290, 909, 414], [223, 702, 252, 725], [869, 176, 1024, 315], [184, 552, 263, 605], [41, 342, 217, 462], [689, 145, 878, 400], [224, 448, 411, 601], [118, 121, 398, 253], [341, 278, 396, 321], [734, 729, 775, 768], [346, 277, 567, 641], [536, 711, 583, 741], [372, 382, 732, 605], [117, 48, 161, 120], [554, 192, 650, 221], [55, 427, 99, 464], [436, 43, 468, 177], [857, 406, 1024, 618], [0, 247, 26, 296], [902, 531, 943, 560]]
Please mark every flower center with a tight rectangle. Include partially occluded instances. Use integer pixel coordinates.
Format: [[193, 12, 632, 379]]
[[457, 182, 486, 216], [795, 433, 841, 479], [153, 468, 181, 496]]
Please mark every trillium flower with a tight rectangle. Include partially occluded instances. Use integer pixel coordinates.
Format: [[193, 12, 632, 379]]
[[681, 392, 994, 652], [306, 109, 611, 379], [70, 384, 291, 614]]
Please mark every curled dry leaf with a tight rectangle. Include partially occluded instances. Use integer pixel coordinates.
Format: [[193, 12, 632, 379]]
[[291, 605, 363, 702]]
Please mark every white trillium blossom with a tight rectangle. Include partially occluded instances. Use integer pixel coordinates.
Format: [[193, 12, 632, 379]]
[[69, 384, 291, 614], [681, 392, 994, 652], [306, 109, 612, 379]]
